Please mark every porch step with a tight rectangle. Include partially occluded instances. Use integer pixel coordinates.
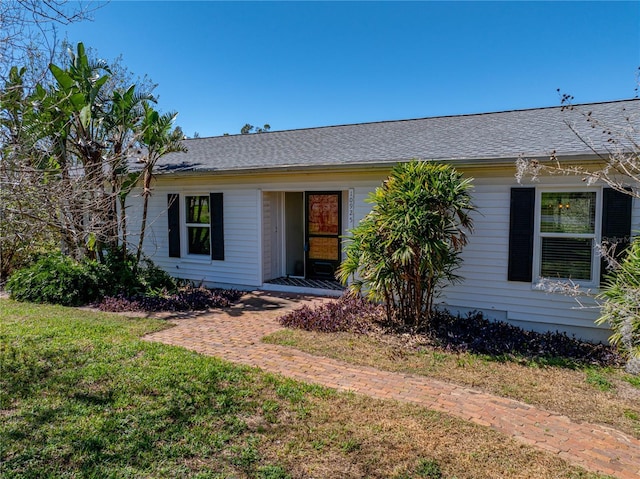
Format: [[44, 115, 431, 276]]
[[266, 276, 345, 291]]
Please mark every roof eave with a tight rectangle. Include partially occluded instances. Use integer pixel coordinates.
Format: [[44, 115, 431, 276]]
[[153, 152, 604, 177]]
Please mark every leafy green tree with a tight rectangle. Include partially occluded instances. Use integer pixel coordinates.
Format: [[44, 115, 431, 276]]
[[47, 43, 114, 257], [0, 42, 184, 276], [105, 84, 155, 256], [338, 161, 475, 329], [241, 123, 271, 134], [0, 66, 61, 280]]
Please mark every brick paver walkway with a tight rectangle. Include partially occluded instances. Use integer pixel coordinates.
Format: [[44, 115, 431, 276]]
[[143, 291, 640, 479]]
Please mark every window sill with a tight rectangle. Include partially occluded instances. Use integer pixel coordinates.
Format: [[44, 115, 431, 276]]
[[180, 256, 212, 264], [532, 278, 599, 296]]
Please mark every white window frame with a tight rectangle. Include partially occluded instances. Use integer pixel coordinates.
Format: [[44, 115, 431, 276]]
[[532, 186, 602, 289], [183, 194, 211, 258]]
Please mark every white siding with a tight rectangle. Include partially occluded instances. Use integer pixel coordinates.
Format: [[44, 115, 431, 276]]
[[439, 177, 610, 342], [126, 167, 639, 341], [129, 181, 262, 288]]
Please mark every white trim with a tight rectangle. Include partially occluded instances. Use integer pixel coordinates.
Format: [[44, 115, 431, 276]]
[[183, 193, 213, 260], [257, 189, 264, 284], [348, 188, 355, 230]]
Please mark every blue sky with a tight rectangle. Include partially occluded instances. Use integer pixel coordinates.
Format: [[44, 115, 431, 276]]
[[63, 1, 639, 137]]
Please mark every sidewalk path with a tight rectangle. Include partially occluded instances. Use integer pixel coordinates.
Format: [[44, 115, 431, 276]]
[[143, 291, 640, 479]]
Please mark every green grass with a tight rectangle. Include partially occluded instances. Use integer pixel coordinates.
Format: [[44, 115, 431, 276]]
[[0, 301, 299, 478], [624, 374, 640, 388], [585, 368, 614, 392], [0, 300, 615, 479]]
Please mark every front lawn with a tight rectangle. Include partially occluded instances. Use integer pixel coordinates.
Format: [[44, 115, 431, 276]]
[[265, 301, 640, 440], [0, 300, 612, 478]]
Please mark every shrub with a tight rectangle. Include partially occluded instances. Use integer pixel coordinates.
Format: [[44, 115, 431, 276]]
[[6, 253, 107, 306], [98, 286, 243, 312], [100, 251, 177, 296], [429, 310, 619, 367], [6, 250, 179, 307], [278, 295, 619, 366], [338, 161, 474, 329], [598, 238, 640, 372], [278, 294, 383, 333]]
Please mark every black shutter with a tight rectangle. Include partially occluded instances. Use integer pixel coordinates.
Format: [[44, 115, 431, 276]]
[[210, 193, 225, 261], [600, 188, 633, 283], [508, 188, 536, 282], [167, 194, 181, 258]]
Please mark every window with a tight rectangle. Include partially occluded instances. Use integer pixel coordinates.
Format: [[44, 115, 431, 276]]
[[167, 193, 224, 260], [185, 195, 210, 255], [508, 187, 632, 287], [538, 191, 597, 282]]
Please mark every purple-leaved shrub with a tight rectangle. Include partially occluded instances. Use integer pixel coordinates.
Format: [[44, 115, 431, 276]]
[[98, 287, 243, 312], [428, 310, 620, 367], [278, 295, 620, 367], [278, 294, 384, 333]]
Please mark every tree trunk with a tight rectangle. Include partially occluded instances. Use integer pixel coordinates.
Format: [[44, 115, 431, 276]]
[[135, 168, 152, 266]]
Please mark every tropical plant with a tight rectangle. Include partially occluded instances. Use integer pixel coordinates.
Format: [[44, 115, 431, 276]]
[[1, 42, 185, 280], [0, 66, 58, 280], [598, 238, 640, 373], [135, 103, 186, 264], [337, 161, 475, 329], [105, 84, 155, 257]]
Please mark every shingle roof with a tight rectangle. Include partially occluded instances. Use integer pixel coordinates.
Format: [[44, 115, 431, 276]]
[[154, 99, 640, 174]]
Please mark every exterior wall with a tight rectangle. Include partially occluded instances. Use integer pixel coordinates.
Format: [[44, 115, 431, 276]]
[[440, 173, 603, 341], [129, 166, 638, 342], [132, 170, 389, 289], [444, 168, 639, 343], [130, 178, 262, 289]]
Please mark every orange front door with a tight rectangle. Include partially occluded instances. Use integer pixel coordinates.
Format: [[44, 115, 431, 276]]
[[305, 192, 341, 279]]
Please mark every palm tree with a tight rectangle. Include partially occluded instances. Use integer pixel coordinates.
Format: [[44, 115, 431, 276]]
[[104, 84, 156, 255], [135, 103, 186, 264], [338, 161, 475, 329], [48, 42, 112, 259]]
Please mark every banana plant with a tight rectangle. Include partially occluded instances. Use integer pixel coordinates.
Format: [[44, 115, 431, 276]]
[[105, 84, 156, 255], [135, 102, 186, 264]]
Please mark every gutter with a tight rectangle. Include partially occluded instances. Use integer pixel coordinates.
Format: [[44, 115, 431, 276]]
[[152, 153, 604, 178]]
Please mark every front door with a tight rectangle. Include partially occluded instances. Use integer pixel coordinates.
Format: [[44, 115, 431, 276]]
[[305, 192, 341, 279]]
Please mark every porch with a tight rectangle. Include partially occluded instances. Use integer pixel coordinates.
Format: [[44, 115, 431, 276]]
[[262, 190, 351, 287], [263, 276, 345, 297]]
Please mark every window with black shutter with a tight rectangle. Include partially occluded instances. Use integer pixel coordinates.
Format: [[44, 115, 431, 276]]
[[601, 188, 633, 282], [508, 187, 633, 287], [168, 193, 224, 260], [210, 193, 224, 261], [508, 188, 535, 282]]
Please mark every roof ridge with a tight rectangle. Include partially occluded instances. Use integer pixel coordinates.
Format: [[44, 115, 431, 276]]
[[186, 98, 639, 140]]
